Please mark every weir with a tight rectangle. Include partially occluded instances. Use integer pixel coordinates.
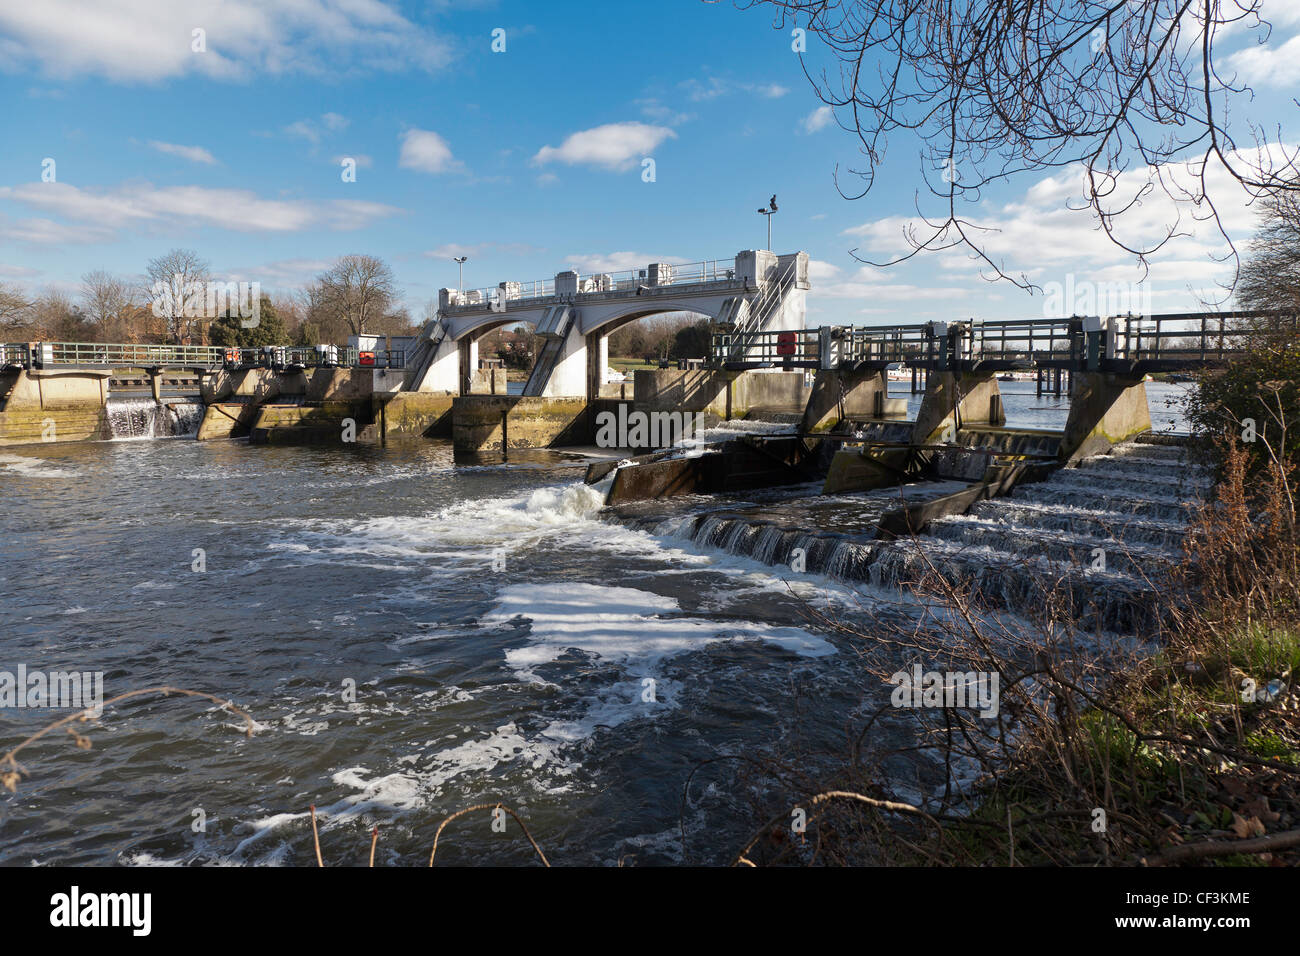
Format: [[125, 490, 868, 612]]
[[1, 287, 1286, 462], [602, 436, 1207, 633]]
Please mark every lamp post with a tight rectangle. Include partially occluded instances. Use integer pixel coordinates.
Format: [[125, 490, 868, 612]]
[[453, 255, 468, 293], [756, 195, 778, 250]]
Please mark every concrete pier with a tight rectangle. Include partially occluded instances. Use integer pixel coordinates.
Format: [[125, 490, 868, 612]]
[[1059, 372, 1152, 463], [0, 368, 112, 445], [911, 371, 1006, 445]]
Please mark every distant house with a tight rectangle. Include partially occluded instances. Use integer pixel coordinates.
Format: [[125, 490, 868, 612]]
[[348, 334, 415, 354]]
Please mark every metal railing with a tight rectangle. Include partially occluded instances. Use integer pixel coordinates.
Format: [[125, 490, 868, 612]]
[[711, 328, 820, 366], [722, 257, 802, 362], [969, 318, 1077, 364], [449, 257, 739, 311], [46, 342, 228, 367], [1, 343, 30, 368], [707, 310, 1295, 372], [1, 342, 406, 371], [1110, 311, 1297, 363], [842, 324, 934, 365]]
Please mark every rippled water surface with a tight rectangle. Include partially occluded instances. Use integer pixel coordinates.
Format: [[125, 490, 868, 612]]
[[0, 381, 1191, 866], [1, 438, 902, 865]]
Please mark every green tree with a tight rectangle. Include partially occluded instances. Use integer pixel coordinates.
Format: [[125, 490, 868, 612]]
[[670, 319, 712, 360], [209, 296, 290, 348]]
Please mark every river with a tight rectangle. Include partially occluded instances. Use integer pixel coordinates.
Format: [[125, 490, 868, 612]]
[[0, 381, 1193, 865]]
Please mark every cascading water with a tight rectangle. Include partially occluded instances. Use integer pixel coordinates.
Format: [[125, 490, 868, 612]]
[[106, 397, 204, 440], [621, 441, 1207, 632]]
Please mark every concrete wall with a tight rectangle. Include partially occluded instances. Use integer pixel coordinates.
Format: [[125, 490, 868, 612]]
[[201, 368, 305, 404], [197, 402, 259, 441], [378, 392, 456, 440], [633, 368, 809, 418], [247, 402, 374, 445], [0, 368, 112, 445], [466, 367, 513, 395], [451, 395, 599, 452]]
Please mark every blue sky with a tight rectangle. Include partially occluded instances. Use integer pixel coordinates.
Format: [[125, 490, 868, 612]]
[[1, 0, 1298, 327]]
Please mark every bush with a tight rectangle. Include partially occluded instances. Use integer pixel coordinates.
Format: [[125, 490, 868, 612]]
[[1185, 323, 1300, 475], [209, 296, 290, 348]]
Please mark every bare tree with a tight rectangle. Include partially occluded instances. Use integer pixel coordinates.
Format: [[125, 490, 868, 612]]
[[0, 282, 34, 333], [145, 248, 210, 343], [80, 270, 138, 342], [29, 288, 89, 341], [315, 254, 399, 338], [1237, 185, 1300, 313], [741, 0, 1300, 292]]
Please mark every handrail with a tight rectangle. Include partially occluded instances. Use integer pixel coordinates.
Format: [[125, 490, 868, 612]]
[[724, 257, 801, 362], [708, 309, 1296, 370], [0, 342, 407, 370], [448, 256, 738, 310]]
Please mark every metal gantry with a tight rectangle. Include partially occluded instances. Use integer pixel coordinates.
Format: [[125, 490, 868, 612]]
[[711, 311, 1297, 374]]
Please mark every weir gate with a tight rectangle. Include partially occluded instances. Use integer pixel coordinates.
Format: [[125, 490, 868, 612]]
[[1, 239, 1291, 472]]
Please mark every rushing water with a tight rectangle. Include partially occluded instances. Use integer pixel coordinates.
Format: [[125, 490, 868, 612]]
[[0, 440, 914, 865], [0, 380, 1195, 866], [106, 396, 204, 440]]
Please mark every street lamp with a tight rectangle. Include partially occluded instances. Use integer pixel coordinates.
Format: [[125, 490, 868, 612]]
[[453, 255, 468, 293], [756, 195, 778, 250]]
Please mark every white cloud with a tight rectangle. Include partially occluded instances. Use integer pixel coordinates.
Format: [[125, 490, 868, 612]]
[[801, 106, 833, 134], [0, 181, 400, 240], [1225, 32, 1300, 87], [563, 252, 691, 274], [285, 113, 350, 145], [0, 263, 41, 277], [837, 146, 1296, 310], [533, 123, 675, 171], [399, 128, 461, 174], [679, 76, 789, 102], [221, 257, 334, 288], [637, 99, 694, 126], [148, 140, 218, 165], [807, 259, 841, 281], [0, 214, 116, 244], [0, 0, 453, 83]]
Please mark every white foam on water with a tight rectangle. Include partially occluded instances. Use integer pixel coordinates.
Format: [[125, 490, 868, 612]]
[[484, 582, 835, 747], [0, 453, 78, 478]]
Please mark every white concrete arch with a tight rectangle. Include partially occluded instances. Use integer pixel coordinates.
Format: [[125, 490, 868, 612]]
[[576, 294, 740, 337]]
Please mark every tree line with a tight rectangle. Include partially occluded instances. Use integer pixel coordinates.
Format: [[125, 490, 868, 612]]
[[0, 249, 421, 348]]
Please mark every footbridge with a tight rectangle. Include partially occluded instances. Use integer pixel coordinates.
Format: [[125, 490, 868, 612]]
[[750, 309, 1296, 464], [407, 249, 810, 399], [716, 310, 1287, 374]]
